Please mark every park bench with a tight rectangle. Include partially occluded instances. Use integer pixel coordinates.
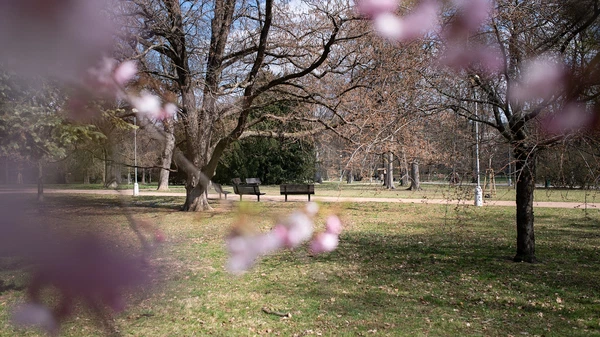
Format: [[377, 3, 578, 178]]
[[213, 183, 230, 199], [245, 177, 262, 185], [232, 178, 265, 201], [280, 184, 315, 201]]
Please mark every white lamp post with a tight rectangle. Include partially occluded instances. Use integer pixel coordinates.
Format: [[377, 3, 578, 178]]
[[474, 98, 482, 206], [507, 145, 512, 187], [133, 112, 139, 196]]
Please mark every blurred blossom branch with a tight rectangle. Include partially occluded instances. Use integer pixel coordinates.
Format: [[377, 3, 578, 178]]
[[1, 197, 163, 336], [226, 203, 343, 274]]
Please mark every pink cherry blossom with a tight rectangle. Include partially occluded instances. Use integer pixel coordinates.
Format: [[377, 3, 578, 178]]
[[373, 1, 439, 42], [373, 12, 405, 40], [542, 104, 596, 135], [226, 235, 258, 273], [132, 91, 162, 117], [284, 211, 315, 248], [113, 60, 138, 86], [509, 56, 566, 103], [305, 202, 320, 216], [225, 204, 341, 274], [131, 92, 179, 120], [310, 232, 340, 254], [226, 230, 286, 274], [83, 58, 138, 100], [4, 229, 152, 334], [86, 57, 119, 90], [356, 0, 398, 18], [441, 45, 504, 74], [326, 215, 343, 235], [452, 0, 493, 33], [162, 103, 179, 119]]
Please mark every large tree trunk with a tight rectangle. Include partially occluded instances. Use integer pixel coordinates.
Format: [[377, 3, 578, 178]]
[[400, 149, 409, 186], [182, 172, 211, 211], [170, 0, 235, 211], [37, 160, 44, 202], [102, 148, 107, 185], [513, 146, 537, 263], [407, 161, 420, 190], [112, 159, 122, 184], [384, 151, 395, 189], [346, 170, 354, 183], [157, 120, 175, 191]]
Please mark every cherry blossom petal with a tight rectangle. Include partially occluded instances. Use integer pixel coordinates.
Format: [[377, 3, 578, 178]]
[[305, 202, 320, 216], [441, 45, 504, 74], [510, 56, 566, 102], [399, 0, 439, 40], [285, 211, 314, 248], [373, 1, 439, 42], [255, 231, 286, 255], [325, 215, 343, 235], [113, 60, 138, 86], [162, 103, 179, 119], [132, 91, 162, 118], [453, 0, 493, 32], [542, 104, 596, 135], [356, 0, 398, 18], [310, 233, 339, 254], [373, 13, 405, 40], [227, 253, 257, 274]]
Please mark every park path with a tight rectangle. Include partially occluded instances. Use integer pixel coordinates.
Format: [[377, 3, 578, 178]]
[[1, 187, 598, 209]]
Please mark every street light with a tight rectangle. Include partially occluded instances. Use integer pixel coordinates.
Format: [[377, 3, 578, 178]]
[[132, 110, 139, 196], [507, 145, 512, 187], [474, 96, 482, 206]]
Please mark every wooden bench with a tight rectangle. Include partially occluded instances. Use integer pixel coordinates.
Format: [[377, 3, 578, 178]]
[[213, 183, 230, 199], [280, 184, 315, 201], [245, 177, 262, 185], [232, 183, 265, 201]]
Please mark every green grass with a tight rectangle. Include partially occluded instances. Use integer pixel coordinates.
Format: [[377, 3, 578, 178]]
[[35, 180, 600, 204], [1, 194, 599, 336]]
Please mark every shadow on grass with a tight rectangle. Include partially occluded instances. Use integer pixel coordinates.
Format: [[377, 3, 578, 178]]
[[258, 224, 600, 335], [32, 194, 186, 214]]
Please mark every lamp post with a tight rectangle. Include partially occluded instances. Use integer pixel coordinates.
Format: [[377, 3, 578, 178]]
[[133, 111, 139, 196], [507, 145, 512, 187], [474, 96, 482, 206]]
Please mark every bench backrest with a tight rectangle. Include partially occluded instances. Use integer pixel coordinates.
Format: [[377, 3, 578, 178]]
[[280, 184, 315, 193], [245, 177, 261, 185], [233, 184, 261, 194], [231, 178, 242, 185], [213, 183, 227, 194]]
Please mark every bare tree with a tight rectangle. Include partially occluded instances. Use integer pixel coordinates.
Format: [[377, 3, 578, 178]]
[[118, 0, 364, 210], [423, 0, 600, 262]]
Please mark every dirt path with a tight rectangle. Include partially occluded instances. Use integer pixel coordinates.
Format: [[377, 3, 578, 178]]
[[2, 187, 598, 209]]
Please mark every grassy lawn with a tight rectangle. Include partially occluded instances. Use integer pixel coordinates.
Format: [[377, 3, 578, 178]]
[[1, 194, 599, 336], [41, 180, 600, 204]]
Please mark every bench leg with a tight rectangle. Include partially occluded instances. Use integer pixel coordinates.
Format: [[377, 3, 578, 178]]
[[308, 194, 311, 201], [240, 195, 242, 201], [285, 194, 288, 202], [257, 194, 260, 202]]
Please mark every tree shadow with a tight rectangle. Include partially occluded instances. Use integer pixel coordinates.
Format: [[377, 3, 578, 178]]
[[258, 228, 600, 334]]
